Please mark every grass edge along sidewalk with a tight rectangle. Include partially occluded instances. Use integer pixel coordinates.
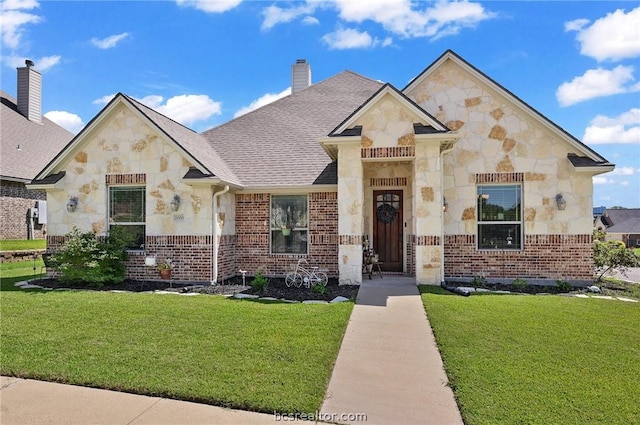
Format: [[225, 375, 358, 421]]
[[420, 285, 640, 425], [1, 262, 354, 415]]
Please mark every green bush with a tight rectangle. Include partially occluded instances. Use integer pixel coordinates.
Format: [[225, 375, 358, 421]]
[[556, 280, 572, 293], [51, 227, 132, 287], [251, 270, 268, 292], [471, 275, 488, 288], [311, 283, 327, 295], [594, 238, 640, 281], [511, 278, 528, 292]]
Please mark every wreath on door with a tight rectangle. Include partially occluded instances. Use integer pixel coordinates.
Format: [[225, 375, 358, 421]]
[[376, 203, 397, 224]]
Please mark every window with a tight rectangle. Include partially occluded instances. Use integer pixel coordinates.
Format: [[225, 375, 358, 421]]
[[477, 185, 522, 250], [109, 186, 145, 249], [271, 195, 308, 254]]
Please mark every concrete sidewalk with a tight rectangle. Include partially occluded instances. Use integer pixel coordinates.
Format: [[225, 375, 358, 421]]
[[321, 276, 463, 425], [0, 376, 308, 425]]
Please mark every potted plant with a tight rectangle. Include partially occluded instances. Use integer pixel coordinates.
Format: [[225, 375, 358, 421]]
[[157, 257, 174, 279]]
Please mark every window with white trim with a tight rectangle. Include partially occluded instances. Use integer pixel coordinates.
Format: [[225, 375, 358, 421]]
[[477, 184, 522, 250], [109, 186, 145, 249], [270, 195, 308, 254]]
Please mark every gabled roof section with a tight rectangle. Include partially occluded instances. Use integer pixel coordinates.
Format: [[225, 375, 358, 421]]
[[329, 83, 449, 137], [607, 217, 640, 234], [403, 50, 614, 168], [33, 93, 241, 187], [1, 90, 73, 182], [201, 70, 383, 188]]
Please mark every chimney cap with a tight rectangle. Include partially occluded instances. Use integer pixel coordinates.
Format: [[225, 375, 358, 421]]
[[25, 59, 35, 68]]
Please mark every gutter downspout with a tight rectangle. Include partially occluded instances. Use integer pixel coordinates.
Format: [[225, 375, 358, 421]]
[[211, 185, 230, 284]]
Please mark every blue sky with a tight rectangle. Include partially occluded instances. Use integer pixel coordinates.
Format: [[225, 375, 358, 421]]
[[1, 0, 639, 207]]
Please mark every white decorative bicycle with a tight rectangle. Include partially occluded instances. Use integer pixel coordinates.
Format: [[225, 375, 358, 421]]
[[285, 259, 328, 288]]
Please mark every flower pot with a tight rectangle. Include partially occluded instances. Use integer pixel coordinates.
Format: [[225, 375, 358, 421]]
[[159, 269, 172, 280], [281, 228, 291, 236]]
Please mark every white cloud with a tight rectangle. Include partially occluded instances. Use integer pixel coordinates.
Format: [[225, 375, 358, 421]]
[[44, 110, 84, 134], [262, 4, 316, 30], [138, 94, 222, 126], [565, 6, 640, 62], [91, 32, 130, 49], [583, 108, 640, 145], [234, 88, 290, 118], [175, 0, 241, 13], [610, 166, 636, 176], [556, 65, 639, 106], [92, 94, 117, 105], [302, 16, 319, 26], [3, 54, 60, 70], [262, 0, 493, 43], [0, 0, 42, 49], [322, 27, 375, 50]]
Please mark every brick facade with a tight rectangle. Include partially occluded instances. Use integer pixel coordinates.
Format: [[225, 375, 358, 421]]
[[0, 181, 46, 240], [235, 192, 339, 277], [444, 234, 594, 282]]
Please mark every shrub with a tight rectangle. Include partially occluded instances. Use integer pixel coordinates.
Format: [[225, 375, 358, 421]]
[[251, 270, 268, 292], [556, 280, 572, 293], [471, 275, 488, 288], [594, 238, 640, 281], [51, 227, 132, 287], [511, 278, 528, 292], [311, 283, 327, 295]]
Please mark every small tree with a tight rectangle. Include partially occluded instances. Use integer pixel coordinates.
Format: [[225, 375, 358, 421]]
[[593, 231, 640, 281], [52, 226, 133, 286]]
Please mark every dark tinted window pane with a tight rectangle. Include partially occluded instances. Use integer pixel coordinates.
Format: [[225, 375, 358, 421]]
[[478, 224, 521, 249], [477, 185, 521, 222]]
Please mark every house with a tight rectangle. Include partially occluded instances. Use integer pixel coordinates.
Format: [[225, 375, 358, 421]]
[[1, 62, 74, 240], [28, 51, 614, 285], [596, 208, 640, 247]]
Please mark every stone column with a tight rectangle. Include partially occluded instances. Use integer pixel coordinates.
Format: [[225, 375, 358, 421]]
[[413, 140, 443, 284], [337, 144, 364, 285]]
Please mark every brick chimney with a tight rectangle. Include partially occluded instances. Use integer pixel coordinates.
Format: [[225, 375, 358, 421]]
[[291, 59, 311, 93], [17, 59, 42, 124]]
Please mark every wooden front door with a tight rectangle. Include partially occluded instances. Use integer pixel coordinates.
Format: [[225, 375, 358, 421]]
[[373, 190, 403, 272]]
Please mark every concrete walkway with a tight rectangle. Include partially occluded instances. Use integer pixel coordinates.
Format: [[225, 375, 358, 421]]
[[0, 376, 311, 425], [321, 276, 463, 425]]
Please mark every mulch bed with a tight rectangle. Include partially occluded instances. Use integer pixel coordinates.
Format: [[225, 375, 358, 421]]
[[27, 277, 360, 302]]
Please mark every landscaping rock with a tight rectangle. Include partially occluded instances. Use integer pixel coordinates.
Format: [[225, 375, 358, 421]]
[[616, 297, 638, 303], [302, 300, 329, 304], [233, 293, 259, 299], [587, 285, 602, 293], [330, 296, 350, 303]]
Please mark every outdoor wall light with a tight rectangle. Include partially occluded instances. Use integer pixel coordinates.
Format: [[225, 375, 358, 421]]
[[555, 193, 567, 211], [443, 197, 448, 212], [66, 196, 78, 213], [170, 194, 181, 212]]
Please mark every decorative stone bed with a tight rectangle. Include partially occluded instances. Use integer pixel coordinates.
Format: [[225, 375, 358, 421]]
[[16, 277, 360, 303]]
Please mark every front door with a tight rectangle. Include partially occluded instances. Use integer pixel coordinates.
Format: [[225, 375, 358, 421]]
[[373, 190, 403, 272]]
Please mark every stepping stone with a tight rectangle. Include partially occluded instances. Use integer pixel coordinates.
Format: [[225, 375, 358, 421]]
[[492, 290, 513, 294], [615, 297, 638, 303], [457, 287, 476, 292], [154, 291, 179, 295], [55, 288, 73, 291], [591, 295, 615, 300], [233, 293, 259, 299], [475, 288, 490, 293], [179, 293, 200, 296], [14, 281, 28, 287], [574, 294, 589, 298], [259, 297, 278, 301], [330, 296, 350, 303], [20, 284, 43, 289], [302, 300, 328, 304]]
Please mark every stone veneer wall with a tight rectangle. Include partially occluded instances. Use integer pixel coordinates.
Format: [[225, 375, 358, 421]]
[[235, 192, 338, 277], [444, 234, 594, 282], [1, 181, 46, 240]]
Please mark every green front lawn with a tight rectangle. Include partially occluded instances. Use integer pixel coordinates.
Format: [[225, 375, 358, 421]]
[[421, 286, 640, 425], [1, 262, 353, 414], [0, 239, 46, 251]]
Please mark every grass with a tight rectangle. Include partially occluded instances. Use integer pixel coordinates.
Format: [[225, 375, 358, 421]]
[[1, 261, 354, 414], [420, 286, 640, 425], [0, 239, 46, 251]]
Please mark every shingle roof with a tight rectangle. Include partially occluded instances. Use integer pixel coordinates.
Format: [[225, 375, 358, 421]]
[[604, 208, 640, 226], [0, 90, 73, 181], [606, 217, 640, 234], [201, 71, 383, 187]]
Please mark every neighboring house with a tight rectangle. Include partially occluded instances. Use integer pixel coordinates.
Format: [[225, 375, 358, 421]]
[[593, 206, 606, 227], [29, 51, 614, 285], [0, 62, 74, 240], [597, 208, 640, 247]]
